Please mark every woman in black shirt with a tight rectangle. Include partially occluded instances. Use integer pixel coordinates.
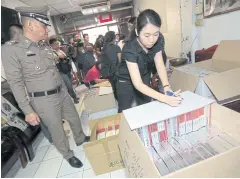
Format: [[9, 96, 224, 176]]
[[116, 9, 182, 112], [101, 31, 121, 100]]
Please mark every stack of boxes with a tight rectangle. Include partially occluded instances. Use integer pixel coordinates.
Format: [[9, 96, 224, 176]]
[[136, 105, 211, 148]]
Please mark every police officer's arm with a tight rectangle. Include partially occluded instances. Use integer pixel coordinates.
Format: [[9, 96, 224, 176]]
[[126, 61, 166, 102], [2, 45, 34, 115]]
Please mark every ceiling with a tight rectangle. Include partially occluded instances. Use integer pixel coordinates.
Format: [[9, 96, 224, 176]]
[[18, 0, 132, 16]]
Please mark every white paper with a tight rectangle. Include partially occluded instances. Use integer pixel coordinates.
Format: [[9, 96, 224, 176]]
[[98, 87, 113, 96], [123, 91, 215, 130]]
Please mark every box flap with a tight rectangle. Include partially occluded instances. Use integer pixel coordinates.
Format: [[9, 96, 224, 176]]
[[99, 87, 113, 96], [169, 70, 199, 92], [191, 59, 240, 73], [84, 93, 116, 113], [203, 68, 240, 102], [211, 103, 240, 140], [123, 91, 214, 130], [212, 40, 240, 63], [84, 135, 124, 175], [118, 114, 160, 178], [93, 81, 112, 87], [166, 147, 240, 178]]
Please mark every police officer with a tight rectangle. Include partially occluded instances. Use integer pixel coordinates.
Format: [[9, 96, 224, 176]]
[[7, 23, 53, 143], [2, 6, 90, 168]]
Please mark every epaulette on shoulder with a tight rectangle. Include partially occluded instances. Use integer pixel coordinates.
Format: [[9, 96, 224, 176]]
[[5, 40, 18, 46]]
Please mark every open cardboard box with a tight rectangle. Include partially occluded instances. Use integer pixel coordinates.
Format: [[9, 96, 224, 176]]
[[118, 91, 240, 178], [84, 114, 124, 175], [170, 40, 240, 104], [80, 88, 118, 120]]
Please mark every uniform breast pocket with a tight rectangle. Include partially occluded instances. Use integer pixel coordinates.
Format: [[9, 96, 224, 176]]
[[20, 57, 41, 73]]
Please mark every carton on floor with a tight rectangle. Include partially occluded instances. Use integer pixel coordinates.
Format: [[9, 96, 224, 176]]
[[118, 91, 240, 178]]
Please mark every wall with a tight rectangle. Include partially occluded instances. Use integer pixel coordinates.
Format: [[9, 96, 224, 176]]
[[197, 11, 240, 48], [1, 0, 56, 36], [133, 0, 182, 58]]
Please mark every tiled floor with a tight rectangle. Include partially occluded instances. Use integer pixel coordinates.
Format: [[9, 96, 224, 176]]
[[6, 85, 127, 178]]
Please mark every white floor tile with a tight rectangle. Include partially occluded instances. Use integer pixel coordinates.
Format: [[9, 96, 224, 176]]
[[74, 148, 86, 161], [29, 145, 49, 164], [111, 168, 128, 178], [15, 162, 41, 178], [82, 169, 111, 178], [57, 158, 83, 177], [43, 145, 62, 161], [37, 136, 52, 149], [58, 171, 83, 178], [34, 157, 63, 178], [83, 157, 92, 171]]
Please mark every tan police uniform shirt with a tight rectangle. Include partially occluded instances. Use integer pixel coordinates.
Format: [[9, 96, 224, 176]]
[[2, 35, 63, 115]]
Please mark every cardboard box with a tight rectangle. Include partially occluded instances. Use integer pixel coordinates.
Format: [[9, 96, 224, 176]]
[[93, 81, 112, 87], [170, 40, 240, 104], [80, 88, 118, 120], [84, 114, 124, 175], [118, 91, 240, 178]]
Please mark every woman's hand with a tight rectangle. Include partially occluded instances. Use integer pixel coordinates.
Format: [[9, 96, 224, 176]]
[[161, 94, 182, 107]]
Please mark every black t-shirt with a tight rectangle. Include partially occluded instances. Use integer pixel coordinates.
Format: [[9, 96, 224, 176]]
[[116, 35, 165, 80], [103, 43, 121, 65]]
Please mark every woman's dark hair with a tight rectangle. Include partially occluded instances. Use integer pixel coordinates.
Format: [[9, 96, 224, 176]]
[[49, 38, 58, 45], [102, 31, 116, 52], [119, 34, 125, 41], [129, 9, 161, 40], [95, 60, 102, 70], [104, 31, 116, 44]]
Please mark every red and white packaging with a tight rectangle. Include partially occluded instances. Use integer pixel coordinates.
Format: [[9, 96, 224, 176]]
[[96, 123, 106, 140], [177, 114, 186, 136], [198, 107, 205, 128], [192, 109, 200, 131], [142, 126, 151, 147], [167, 117, 178, 139], [204, 104, 211, 127], [185, 112, 193, 133], [157, 120, 168, 142], [150, 123, 160, 146], [106, 121, 115, 137], [136, 127, 144, 144], [148, 124, 153, 146]]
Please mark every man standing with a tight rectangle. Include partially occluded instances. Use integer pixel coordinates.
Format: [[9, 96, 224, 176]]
[[5, 23, 54, 144], [2, 6, 89, 168]]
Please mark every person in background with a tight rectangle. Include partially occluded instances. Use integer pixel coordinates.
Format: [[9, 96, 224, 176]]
[[84, 60, 107, 87], [49, 38, 79, 104], [8, 24, 23, 41], [118, 33, 126, 50], [115, 9, 182, 113], [115, 33, 120, 45], [101, 31, 121, 100], [94, 34, 104, 52], [83, 33, 94, 52]]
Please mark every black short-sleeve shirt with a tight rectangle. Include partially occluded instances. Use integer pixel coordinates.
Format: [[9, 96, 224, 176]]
[[104, 43, 121, 65], [116, 34, 165, 80]]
